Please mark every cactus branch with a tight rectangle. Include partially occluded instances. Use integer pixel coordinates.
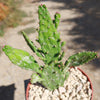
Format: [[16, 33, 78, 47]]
[[22, 31, 45, 60], [53, 12, 61, 29], [3, 45, 42, 73], [38, 4, 61, 64], [65, 51, 97, 67]]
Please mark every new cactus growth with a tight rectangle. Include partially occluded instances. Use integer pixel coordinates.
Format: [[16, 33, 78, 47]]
[[3, 4, 97, 91]]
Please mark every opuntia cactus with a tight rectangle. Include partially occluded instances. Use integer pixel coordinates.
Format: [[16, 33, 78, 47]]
[[3, 4, 97, 91]]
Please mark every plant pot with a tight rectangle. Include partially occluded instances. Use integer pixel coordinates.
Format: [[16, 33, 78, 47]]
[[26, 68, 93, 100]]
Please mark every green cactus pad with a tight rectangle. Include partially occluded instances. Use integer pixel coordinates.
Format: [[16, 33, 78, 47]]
[[65, 51, 97, 67], [3, 45, 41, 73], [38, 4, 62, 64], [41, 63, 69, 90]]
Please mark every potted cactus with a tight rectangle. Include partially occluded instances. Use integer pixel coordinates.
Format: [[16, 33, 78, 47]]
[[3, 4, 97, 100]]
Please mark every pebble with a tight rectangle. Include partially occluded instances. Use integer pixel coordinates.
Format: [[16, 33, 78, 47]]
[[77, 83, 83, 92], [71, 89, 76, 97], [88, 88, 92, 96], [59, 87, 66, 94], [77, 94, 81, 99], [60, 94, 66, 99], [35, 96, 40, 100], [53, 89, 59, 96]]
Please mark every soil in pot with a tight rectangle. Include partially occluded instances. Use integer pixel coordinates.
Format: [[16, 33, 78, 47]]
[[27, 67, 93, 100]]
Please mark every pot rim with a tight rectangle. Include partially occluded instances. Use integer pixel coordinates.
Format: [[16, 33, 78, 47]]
[[26, 68, 93, 100], [78, 68, 93, 100]]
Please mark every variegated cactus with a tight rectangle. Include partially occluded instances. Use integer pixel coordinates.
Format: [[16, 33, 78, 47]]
[[3, 4, 97, 91]]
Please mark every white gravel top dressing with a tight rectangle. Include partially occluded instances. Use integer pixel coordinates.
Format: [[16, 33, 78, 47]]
[[28, 67, 92, 100]]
